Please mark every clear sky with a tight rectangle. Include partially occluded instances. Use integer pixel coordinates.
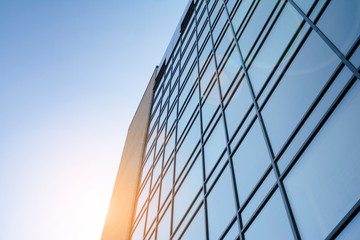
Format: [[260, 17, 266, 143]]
[[0, 0, 188, 239]]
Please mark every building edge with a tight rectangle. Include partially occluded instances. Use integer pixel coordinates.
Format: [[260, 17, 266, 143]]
[[101, 67, 157, 240]]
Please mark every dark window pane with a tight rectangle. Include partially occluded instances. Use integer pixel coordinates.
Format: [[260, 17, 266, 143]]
[[232, 119, 271, 204], [207, 166, 237, 240], [284, 81, 360, 239], [245, 190, 294, 240], [262, 32, 340, 155]]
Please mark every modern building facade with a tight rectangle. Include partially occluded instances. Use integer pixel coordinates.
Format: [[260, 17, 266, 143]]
[[102, 0, 360, 239]]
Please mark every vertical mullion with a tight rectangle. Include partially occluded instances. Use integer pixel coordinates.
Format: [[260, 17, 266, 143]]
[[221, 0, 301, 239], [195, 1, 210, 239], [204, 0, 245, 239]]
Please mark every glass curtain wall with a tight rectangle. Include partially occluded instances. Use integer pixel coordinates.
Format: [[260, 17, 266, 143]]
[[131, 0, 360, 239]]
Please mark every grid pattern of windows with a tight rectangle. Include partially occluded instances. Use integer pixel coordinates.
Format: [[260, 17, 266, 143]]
[[131, 0, 360, 239]]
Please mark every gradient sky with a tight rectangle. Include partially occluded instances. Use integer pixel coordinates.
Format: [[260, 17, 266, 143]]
[[0, 1, 188, 239]]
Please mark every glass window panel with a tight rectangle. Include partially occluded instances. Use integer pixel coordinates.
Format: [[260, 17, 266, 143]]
[[210, 0, 222, 25], [219, 47, 242, 96], [213, 9, 228, 44], [142, 147, 154, 183], [247, 3, 303, 95], [284, 81, 360, 240], [350, 45, 360, 68], [204, 117, 227, 176], [223, 220, 239, 240], [156, 128, 165, 157], [199, 24, 210, 51], [277, 66, 353, 173], [200, 56, 216, 95], [146, 187, 160, 233], [157, 205, 171, 240], [336, 212, 360, 240], [224, 74, 252, 139], [231, 0, 253, 34], [167, 105, 177, 133], [152, 156, 162, 189], [201, 81, 220, 130], [176, 116, 201, 178], [226, 0, 237, 16], [173, 156, 203, 228], [178, 91, 198, 138], [132, 212, 145, 240], [232, 119, 271, 204], [238, 0, 277, 59], [245, 190, 294, 240], [160, 161, 173, 207], [164, 130, 175, 165], [199, 37, 213, 72], [215, 26, 233, 67], [179, 66, 197, 111], [207, 166, 237, 240], [242, 169, 276, 225], [262, 32, 340, 155], [317, 0, 360, 54], [180, 206, 206, 240], [136, 177, 150, 217]]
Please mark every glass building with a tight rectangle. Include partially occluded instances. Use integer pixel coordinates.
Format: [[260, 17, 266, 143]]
[[102, 0, 360, 239]]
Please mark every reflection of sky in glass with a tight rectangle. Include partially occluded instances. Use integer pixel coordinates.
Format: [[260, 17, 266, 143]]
[[0, 1, 187, 239]]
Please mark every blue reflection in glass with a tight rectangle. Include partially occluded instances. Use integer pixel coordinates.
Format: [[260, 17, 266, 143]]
[[285, 81, 360, 239], [180, 206, 206, 240], [262, 31, 340, 155], [207, 166, 237, 240], [245, 190, 294, 240], [336, 212, 360, 240], [233, 120, 271, 204]]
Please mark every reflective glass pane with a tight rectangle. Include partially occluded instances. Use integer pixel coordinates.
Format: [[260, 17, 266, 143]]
[[146, 187, 159, 232], [180, 206, 206, 240], [173, 156, 203, 228], [201, 81, 220, 130], [232, 119, 271, 204], [132, 212, 145, 240], [160, 161, 173, 207], [207, 166, 237, 240], [176, 115, 200, 178], [248, 3, 303, 95], [336, 212, 360, 240], [224, 75, 252, 139], [245, 190, 294, 240], [284, 81, 360, 239], [157, 205, 171, 240], [204, 117, 227, 176], [317, 0, 360, 54], [219, 47, 242, 96], [262, 32, 340, 155]]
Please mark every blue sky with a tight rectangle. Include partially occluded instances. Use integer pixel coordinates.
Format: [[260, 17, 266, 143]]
[[0, 1, 188, 239]]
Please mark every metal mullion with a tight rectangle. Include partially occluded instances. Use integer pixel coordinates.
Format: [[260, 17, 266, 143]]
[[222, 0, 301, 239], [286, 0, 360, 80], [170, 33, 183, 238], [205, 1, 244, 239], [325, 198, 360, 240], [194, 7, 211, 238]]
